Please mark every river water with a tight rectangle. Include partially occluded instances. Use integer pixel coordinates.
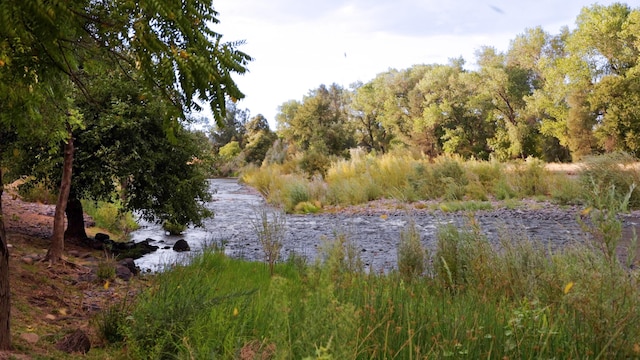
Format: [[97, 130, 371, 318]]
[[131, 178, 640, 272]]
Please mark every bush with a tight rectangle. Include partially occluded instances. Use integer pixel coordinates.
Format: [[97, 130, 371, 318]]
[[252, 208, 286, 275], [96, 256, 117, 281], [162, 220, 187, 235], [17, 180, 58, 204], [434, 222, 489, 291], [508, 158, 549, 197], [82, 200, 139, 238]]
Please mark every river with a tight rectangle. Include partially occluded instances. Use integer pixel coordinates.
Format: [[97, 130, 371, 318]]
[[131, 178, 640, 272]]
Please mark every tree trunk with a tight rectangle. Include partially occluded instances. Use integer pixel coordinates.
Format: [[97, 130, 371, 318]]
[[64, 196, 87, 242], [0, 168, 12, 350], [47, 125, 74, 263]]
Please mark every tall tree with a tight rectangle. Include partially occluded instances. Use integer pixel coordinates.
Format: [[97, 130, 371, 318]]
[[374, 66, 432, 148], [209, 101, 250, 150], [277, 84, 355, 156], [413, 61, 495, 159], [243, 114, 277, 164], [2, 0, 249, 261], [350, 81, 392, 153], [476, 46, 539, 159], [0, 0, 250, 349]]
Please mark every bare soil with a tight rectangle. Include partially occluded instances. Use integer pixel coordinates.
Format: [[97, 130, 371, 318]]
[[1, 192, 142, 359]]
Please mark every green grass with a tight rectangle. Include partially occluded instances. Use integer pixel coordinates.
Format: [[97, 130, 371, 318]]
[[108, 217, 640, 359], [82, 200, 139, 238]]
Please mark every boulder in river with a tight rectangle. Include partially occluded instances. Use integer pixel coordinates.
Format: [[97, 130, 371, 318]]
[[173, 239, 191, 252]]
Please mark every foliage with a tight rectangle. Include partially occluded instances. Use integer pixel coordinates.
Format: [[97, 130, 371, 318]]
[[507, 157, 549, 197], [162, 221, 187, 236], [209, 101, 250, 149], [265, 4, 640, 162], [242, 114, 277, 165], [96, 256, 117, 281], [277, 84, 356, 157], [81, 200, 139, 238], [218, 141, 242, 161]]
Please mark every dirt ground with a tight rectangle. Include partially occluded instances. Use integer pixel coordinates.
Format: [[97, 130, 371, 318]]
[[1, 191, 142, 359]]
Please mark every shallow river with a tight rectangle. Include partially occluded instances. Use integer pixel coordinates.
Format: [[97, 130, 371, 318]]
[[131, 178, 640, 272]]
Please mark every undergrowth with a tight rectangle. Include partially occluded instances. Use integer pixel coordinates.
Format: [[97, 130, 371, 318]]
[[239, 152, 620, 213]]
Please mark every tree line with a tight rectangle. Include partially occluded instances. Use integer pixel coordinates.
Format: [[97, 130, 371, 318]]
[[235, 3, 637, 166]]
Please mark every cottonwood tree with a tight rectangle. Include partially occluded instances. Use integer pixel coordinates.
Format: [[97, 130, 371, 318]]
[[209, 101, 250, 150], [0, 0, 250, 349], [413, 62, 495, 159], [243, 114, 277, 164], [277, 84, 355, 157], [350, 81, 392, 153]]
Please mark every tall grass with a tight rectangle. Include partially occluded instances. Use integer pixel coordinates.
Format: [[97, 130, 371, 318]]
[[82, 200, 139, 238], [579, 152, 640, 208], [113, 206, 640, 358], [241, 153, 593, 212]]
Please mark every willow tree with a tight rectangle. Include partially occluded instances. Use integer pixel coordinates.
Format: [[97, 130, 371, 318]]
[[0, 0, 250, 349]]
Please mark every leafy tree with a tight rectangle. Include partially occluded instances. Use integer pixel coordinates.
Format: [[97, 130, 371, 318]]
[[373, 66, 432, 148], [533, 4, 640, 160], [350, 81, 392, 153], [277, 84, 355, 157], [0, 0, 250, 349], [413, 62, 494, 159], [573, 4, 640, 153], [476, 46, 540, 159], [243, 114, 277, 164], [1, 0, 249, 259], [209, 101, 250, 150]]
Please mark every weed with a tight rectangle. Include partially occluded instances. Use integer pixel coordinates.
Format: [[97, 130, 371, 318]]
[[96, 254, 116, 281], [162, 220, 186, 235], [397, 220, 426, 282], [578, 179, 635, 264], [252, 207, 286, 276]]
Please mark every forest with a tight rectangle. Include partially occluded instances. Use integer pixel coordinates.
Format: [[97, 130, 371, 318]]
[[213, 2, 640, 174]]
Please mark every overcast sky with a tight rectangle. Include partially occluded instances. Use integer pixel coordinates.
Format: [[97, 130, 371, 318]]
[[212, 0, 627, 127]]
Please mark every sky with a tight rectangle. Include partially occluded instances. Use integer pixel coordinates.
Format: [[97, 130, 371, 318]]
[[211, 0, 628, 128]]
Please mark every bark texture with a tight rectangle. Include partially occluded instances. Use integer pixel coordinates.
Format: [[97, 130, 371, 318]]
[[0, 168, 12, 350], [47, 127, 74, 263]]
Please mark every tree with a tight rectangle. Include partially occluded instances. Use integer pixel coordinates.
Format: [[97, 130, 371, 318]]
[[350, 81, 392, 153], [413, 62, 494, 159], [277, 84, 355, 157], [243, 114, 277, 164], [476, 46, 540, 159], [209, 101, 250, 150], [2, 0, 249, 259], [533, 4, 640, 160], [373, 66, 432, 149], [0, 0, 250, 349]]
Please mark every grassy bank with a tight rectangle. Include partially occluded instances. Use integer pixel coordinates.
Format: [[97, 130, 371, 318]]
[[240, 151, 640, 213], [101, 213, 640, 359]]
